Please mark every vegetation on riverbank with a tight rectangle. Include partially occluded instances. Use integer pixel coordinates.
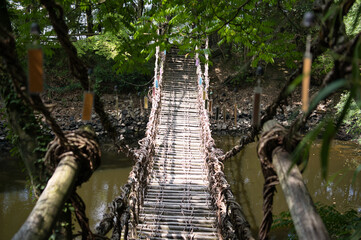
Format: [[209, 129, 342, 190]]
[[273, 203, 361, 239]]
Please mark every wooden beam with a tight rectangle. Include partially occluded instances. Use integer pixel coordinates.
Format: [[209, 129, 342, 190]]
[[272, 148, 330, 240], [13, 156, 79, 240]]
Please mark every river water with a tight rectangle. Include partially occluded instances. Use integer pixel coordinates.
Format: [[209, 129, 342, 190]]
[[1, 137, 360, 239]]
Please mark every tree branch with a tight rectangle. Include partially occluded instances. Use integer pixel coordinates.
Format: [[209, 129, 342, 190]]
[[39, 0, 133, 156]]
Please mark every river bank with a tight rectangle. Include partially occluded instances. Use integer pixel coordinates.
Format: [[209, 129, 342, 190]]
[[0, 81, 357, 152]]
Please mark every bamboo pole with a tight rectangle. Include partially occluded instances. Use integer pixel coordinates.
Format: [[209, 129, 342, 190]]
[[115, 95, 119, 117], [82, 92, 94, 121], [272, 148, 330, 240], [144, 96, 148, 109], [13, 156, 79, 240], [252, 81, 261, 127], [208, 99, 212, 117], [28, 48, 44, 94], [140, 98, 143, 116], [223, 106, 226, 123], [234, 103, 237, 126], [302, 34, 312, 113]]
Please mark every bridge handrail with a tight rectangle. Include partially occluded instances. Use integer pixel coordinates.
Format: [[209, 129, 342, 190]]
[[128, 45, 165, 236], [195, 45, 254, 240], [95, 46, 165, 239]]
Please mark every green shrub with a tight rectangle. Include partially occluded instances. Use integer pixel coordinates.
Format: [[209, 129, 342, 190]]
[[272, 203, 361, 239], [335, 91, 361, 143]]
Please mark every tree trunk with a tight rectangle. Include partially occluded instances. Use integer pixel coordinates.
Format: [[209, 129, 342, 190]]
[[137, 0, 144, 19], [0, 0, 12, 31], [13, 155, 79, 240], [85, 4, 93, 34], [272, 148, 330, 240]]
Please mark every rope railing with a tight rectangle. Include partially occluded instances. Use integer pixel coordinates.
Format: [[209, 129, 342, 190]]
[[127, 46, 165, 236], [195, 44, 254, 240], [204, 38, 210, 100], [95, 46, 165, 239]]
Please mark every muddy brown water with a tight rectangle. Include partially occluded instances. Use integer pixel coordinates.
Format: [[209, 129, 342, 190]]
[[1, 137, 360, 239]]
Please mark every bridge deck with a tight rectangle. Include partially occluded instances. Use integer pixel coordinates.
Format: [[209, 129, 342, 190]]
[[135, 50, 219, 239]]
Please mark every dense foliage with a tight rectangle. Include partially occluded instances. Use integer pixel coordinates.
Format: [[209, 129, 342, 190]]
[[6, 0, 318, 73]]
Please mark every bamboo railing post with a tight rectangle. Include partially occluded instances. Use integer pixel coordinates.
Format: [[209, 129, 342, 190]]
[[13, 156, 79, 240], [223, 106, 226, 123], [252, 66, 263, 128], [301, 12, 315, 113], [234, 103, 237, 127]]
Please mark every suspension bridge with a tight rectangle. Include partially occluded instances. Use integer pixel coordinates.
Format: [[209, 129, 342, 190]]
[[135, 49, 218, 239], [2, 0, 345, 237], [123, 47, 253, 239], [11, 45, 330, 240]]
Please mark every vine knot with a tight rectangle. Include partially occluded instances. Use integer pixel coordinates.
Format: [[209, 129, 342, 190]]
[[257, 120, 301, 240], [44, 125, 101, 186]]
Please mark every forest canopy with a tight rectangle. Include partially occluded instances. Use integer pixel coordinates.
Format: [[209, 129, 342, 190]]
[[5, 0, 348, 72]]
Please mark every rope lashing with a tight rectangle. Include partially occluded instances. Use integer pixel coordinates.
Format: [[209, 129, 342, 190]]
[[44, 126, 101, 186], [257, 120, 301, 240], [38, 126, 101, 239], [256, 121, 284, 240]]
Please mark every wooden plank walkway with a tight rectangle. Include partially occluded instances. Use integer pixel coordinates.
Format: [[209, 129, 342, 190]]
[[135, 49, 219, 239]]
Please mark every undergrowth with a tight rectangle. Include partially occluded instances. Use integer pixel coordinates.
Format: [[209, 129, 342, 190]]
[[272, 203, 361, 239], [335, 91, 361, 144]]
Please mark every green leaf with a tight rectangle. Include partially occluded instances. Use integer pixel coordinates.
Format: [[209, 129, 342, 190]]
[[286, 75, 302, 95], [291, 120, 326, 171], [350, 224, 361, 240]]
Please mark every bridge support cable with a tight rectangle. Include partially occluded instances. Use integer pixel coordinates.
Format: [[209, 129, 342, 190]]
[[195, 45, 254, 240]]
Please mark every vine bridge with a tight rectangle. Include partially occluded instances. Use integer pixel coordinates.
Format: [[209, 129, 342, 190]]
[[10, 44, 331, 240], [120, 47, 253, 239]]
